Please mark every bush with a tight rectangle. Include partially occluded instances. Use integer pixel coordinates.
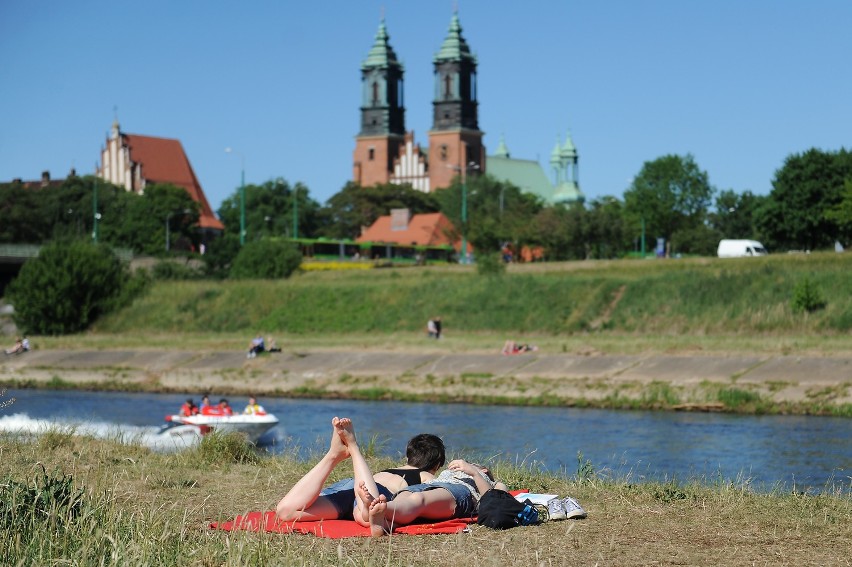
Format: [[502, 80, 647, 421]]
[[476, 251, 506, 276], [151, 260, 202, 280], [791, 277, 827, 313], [6, 240, 141, 335], [229, 239, 302, 279]]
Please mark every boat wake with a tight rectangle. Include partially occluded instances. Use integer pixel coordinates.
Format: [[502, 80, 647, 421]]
[[0, 412, 201, 452]]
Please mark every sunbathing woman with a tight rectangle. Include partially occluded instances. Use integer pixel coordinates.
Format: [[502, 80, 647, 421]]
[[336, 418, 506, 536], [275, 417, 444, 522]]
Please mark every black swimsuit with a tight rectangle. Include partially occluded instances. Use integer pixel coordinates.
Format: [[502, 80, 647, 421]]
[[381, 467, 424, 486]]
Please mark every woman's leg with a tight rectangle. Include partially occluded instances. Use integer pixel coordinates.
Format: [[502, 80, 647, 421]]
[[275, 417, 349, 521], [336, 418, 382, 525]]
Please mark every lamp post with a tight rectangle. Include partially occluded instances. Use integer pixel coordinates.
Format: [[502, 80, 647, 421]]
[[292, 187, 299, 239], [450, 161, 479, 264], [166, 209, 192, 252], [225, 147, 246, 245], [92, 178, 99, 242]]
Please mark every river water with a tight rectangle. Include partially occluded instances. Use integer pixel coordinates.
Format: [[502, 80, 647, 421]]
[[1, 388, 850, 493]]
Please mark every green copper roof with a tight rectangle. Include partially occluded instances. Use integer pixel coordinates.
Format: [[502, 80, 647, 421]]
[[494, 134, 510, 158], [434, 13, 476, 63], [561, 131, 577, 157], [549, 136, 562, 164], [553, 180, 584, 204], [362, 19, 402, 70], [486, 155, 554, 203]]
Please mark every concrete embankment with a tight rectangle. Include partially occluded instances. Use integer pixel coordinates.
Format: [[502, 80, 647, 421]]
[[2, 349, 851, 412]]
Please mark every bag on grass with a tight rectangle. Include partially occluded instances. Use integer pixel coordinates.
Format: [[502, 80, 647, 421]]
[[476, 489, 540, 529]]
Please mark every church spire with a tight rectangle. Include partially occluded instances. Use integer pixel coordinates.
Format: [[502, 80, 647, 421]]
[[431, 11, 478, 131], [359, 18, 405, 136]]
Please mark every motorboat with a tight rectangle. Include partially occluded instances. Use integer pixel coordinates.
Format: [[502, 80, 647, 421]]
[[160, 412, 279, 444]]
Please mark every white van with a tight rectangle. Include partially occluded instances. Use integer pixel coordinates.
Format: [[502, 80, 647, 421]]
[[717, 239, 768, 258]]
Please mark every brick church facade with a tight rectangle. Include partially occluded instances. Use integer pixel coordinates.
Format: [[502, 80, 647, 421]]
[[352, 14, 485, 193]]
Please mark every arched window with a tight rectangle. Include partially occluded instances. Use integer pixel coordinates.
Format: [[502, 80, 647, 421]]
[[443, 74, 452, 99], [371, 81, 379, 105]]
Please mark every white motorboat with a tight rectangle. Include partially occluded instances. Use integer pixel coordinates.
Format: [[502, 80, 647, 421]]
[[160, 412, 279, 444]]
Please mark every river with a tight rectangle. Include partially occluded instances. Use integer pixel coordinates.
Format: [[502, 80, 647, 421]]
[[1, 388, 849, 493]]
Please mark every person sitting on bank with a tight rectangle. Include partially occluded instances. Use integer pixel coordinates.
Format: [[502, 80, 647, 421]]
[[244, 395, 266, 415], [4, 336, 29, 355], [247, 334, 265, 358]]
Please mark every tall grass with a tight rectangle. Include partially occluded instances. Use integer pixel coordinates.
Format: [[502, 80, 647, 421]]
[[2, 434, 850, 566], [93, 252, 852, 337]]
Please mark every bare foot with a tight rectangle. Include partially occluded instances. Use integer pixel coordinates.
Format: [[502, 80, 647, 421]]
[[355, 480, 376, 524], [367, 494, 389, 537], [335, 416, 357, 448], [328, 417, 349, 462]]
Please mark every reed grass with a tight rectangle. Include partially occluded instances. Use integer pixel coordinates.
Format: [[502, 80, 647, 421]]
[[1, 433, 849, 566]]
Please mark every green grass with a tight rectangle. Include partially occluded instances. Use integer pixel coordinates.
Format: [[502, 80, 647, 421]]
[[87, 252, 852, 340]]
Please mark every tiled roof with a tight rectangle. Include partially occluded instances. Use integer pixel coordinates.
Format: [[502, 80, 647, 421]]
[[124, 134, 224, 230], [356, 211, 460, 249]]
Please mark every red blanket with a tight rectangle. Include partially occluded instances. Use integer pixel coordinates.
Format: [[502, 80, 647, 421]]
[[211, 511, 473, 537]]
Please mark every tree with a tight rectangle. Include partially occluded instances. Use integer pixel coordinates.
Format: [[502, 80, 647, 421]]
[[218, 178, 321, 241], [757, 148, 852, 250], [317, 182, 440, 240], [104, 183, 199, 255], [623, 154, 715, 254], [6, 240, 142, 335], [229, 239, 302, 279], [824, 179, 852, 246], [709, 189, 767, 241], [433, 174, 542, 256]]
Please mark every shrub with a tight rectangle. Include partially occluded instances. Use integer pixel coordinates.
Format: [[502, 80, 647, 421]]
[[6, 240, 143, 335], [151, 260, 202, 280], [791, 277, 827, 313], [230, 239, 302, 279], [476, 251, 506, 276]]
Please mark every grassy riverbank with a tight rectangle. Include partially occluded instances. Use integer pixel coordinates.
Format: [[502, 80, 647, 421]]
[[2, 432, 850, 566], [88, 252, 852, 341]]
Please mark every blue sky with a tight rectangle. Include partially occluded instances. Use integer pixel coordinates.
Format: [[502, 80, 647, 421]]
[[1, 1, 850, 214]]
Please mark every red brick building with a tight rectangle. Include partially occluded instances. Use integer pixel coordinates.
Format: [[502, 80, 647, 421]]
[[353, 14, 484, 194], [97, 120, 224, 233]]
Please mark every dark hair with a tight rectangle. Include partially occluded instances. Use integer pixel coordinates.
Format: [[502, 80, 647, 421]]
[[406, 433, 446, 471]]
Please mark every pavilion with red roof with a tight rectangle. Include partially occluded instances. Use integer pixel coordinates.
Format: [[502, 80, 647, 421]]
[[356, 208, 463, 250]]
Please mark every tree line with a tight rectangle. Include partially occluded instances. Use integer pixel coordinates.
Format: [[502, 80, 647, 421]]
[[2, 148, 850, 265]]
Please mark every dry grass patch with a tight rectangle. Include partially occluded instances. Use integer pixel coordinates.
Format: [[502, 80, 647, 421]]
[[1, 434, 850, 566]]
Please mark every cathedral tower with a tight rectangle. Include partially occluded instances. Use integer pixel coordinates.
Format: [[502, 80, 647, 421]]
[[352, 19, 406, 187], [428, 12, 485, 190]]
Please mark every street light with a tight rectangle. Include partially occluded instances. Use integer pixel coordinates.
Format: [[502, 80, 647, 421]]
[[225, 147, 246, 245], [447, 161, 480, 264], [92, 177, 99, 242], [292, 187, 299, 239], [166, 209, 192, 252]]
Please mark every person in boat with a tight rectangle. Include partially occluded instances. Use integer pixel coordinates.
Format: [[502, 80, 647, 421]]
[[244, 396, 266, 415], [218, 399, 234, 416], [337, 417, 506, 536], [179, 398, 198, 417], [275, 418, 446, 522], [199, 395, 214, 415]]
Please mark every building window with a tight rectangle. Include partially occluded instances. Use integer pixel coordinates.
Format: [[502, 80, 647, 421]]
[[372, 81, 379, 105], [368, 148, 375, 161], [440, 145, 448, 161]]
